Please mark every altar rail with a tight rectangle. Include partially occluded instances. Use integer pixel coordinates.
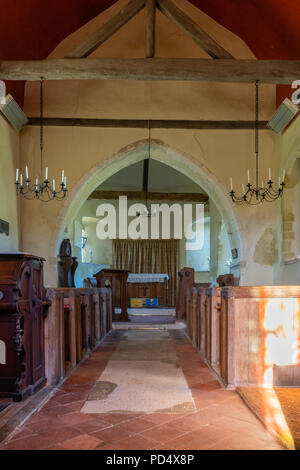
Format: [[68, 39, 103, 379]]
[[44, 287, 112, 385], [186, 286, 300, 388]]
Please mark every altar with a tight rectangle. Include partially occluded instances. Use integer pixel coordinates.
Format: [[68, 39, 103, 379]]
[[127, 273, 169, 307]]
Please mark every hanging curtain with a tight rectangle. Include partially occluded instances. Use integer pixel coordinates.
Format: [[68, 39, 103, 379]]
[[112, 239, 179, 307]]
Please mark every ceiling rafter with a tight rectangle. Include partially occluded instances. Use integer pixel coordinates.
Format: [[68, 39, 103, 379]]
[[146, 0, 156, 58], [156, 0, 234, 59], [65, 0, 233, 60], [65, 0, 145, 58]]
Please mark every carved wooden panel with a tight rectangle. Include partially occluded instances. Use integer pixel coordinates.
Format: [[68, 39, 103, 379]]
[[0, 253, 49, 401]]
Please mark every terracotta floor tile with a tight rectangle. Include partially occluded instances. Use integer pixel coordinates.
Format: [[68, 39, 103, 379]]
[[95, 443, 118, 450], [4, 434, 58, 451], [141, 422, 187, 443], [73, 419, 111, 434], [102, 413, 139, 425], [59, 411, 95, 426], [60, 434, 103, 450], [115, 434, 158, 450], [119, 417, 155, 433], [37, 425, 82, 447], [38, 404, 75, 418], [10, 427, 37, 442], [142, 413, 180, 425], [91, 424, 130, 443], [27, 417, 68, 434]]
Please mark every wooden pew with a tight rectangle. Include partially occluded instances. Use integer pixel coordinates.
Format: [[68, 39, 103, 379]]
[[44, 287, 112, 386]]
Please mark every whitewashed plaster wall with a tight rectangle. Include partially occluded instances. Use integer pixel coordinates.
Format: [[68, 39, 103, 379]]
[[0, 115, 20, 252], [274, 114, 300, 285], [19, 0, 277, 286]]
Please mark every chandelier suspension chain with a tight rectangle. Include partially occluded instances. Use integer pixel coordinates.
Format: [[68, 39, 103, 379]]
[[229, 80, 285, 205], [40, 77, 43, 186], [255, 79, 259, 190], [15, 79, 67, 201]]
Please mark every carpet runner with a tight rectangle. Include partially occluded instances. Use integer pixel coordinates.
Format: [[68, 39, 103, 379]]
[[81, 330, 196, 414]]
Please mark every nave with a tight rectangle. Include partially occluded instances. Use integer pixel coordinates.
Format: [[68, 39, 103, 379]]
[[1, 328, 282, 451]]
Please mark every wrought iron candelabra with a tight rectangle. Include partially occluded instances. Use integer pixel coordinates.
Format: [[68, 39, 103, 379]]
[[15, 79, 67, 202], [229, 81, 285, 205]]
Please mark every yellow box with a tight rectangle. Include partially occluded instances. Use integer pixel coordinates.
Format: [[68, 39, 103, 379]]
[[130, 298, 143, 308]]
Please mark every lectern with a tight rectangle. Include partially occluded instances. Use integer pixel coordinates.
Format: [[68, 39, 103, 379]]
[[0, 253, 50, 401]]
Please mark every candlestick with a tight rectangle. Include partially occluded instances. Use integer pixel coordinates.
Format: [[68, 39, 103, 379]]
[[64, 176, 67, 188], [45, 167, 48, 180], [62, 170, 64, 183], [16, 168, 19, 182], [268, 168, 271, 180], [247, 170, 250, 183], [282, 169, 286, 181], [230, 178, 233, 191], [53, 179, 55, 191], [25, 165, 28, 180], [20, 174, 23, 187]]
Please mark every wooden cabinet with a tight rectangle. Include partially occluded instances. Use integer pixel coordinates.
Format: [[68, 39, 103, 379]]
[[0, 253, 49, 401]]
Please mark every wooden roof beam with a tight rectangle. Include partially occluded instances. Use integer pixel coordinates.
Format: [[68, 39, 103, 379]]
[[1, 58, 299, 84], [27, 117, 269, 130], [66, 0, 145, 58], [146, 0, 156, 58], [88, 190, 209, 202], [156, 0, 234, 59]]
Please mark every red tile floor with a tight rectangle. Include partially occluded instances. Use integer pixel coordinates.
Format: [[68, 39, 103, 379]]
[[1, 329, 283, 450]]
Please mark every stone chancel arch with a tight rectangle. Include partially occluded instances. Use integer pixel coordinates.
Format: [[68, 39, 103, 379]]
[[50, 139, 243, 286]]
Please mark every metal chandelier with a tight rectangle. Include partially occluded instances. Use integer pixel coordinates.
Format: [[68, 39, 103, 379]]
[[15, 79, 67, 202], [229, 81, 285, 205]]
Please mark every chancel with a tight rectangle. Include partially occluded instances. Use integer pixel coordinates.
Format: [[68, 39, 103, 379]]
[[0, 0, 299, 452]]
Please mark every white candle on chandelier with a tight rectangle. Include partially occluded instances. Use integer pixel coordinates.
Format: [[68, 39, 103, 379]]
[[53, 179, 55, 191], [45, 167, 48, 181], [282, 169, 286, 181], [230, 178, 233, 191], [35, 177, 38, 188], [268, 168, 271, 181], [25, 165, 28, 180], [64, 176, 67, 188], [247, 170, 250, 183], [16, 168, 19, 182], [20, 174, 23, 187], [61, 170, 64, 183]]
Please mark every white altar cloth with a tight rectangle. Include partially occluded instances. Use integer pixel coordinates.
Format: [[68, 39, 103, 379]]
[[127, 273, 169, 283]]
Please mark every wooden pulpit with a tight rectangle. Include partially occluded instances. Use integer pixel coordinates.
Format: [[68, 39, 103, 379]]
[[94, 269, 129, 322], [0, 253, 50, 401]]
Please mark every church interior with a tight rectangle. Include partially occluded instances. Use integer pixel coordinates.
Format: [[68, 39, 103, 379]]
[[0, 0, 299, 452]]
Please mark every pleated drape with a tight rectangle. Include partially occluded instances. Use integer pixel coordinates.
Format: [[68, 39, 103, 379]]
[[112, 239, 179, 307]]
